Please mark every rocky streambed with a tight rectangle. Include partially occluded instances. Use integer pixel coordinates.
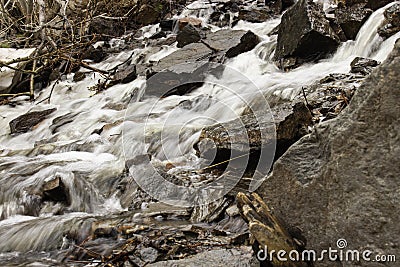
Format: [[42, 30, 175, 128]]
[[0, 0, 399, 266]]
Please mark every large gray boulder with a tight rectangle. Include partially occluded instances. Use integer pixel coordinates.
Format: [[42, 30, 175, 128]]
[[257, 40, 400, 266], [274, 0, 340, 70]]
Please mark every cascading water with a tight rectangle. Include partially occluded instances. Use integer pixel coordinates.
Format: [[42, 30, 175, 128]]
[[0, 0, 398, 263]]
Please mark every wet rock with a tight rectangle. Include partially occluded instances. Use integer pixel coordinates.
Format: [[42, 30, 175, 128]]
[[22, 194, 43, 217], [152, 43, 212, 73], [160, 19, 175, 32], [365, 0, 395, 11], [176, 24, 201, 48], [50, 113, 77, 134], [112, 65, 137, 84], [147, 247, 257, 267], [226, 204, 240, 217], [178, 17, 202, 30], [9, 108, 57, 134], [73, 71, 86, 82], [42, 176, 70, 204], [93, 227, 118, 239], [152, 35, 177, 47], [257, 40, 400, 267], [238, 8, 271, 23], [342, 0, 395, 10], [335, 5, 373, 40], [190, 197, 233, 223], [350, 56, 379, 75], [126, 154, 152, 168], [203, 30, 260, 59], [215, 215, 249, 234], [217, 1, 240, 13], [265, 0, 284, 13], [272, 102, 313, 156], [145, 65, 215, 98], [48, 69, 61, 82], [149, 31, 167, 40], [281, 0, 296, 11], [133, 2, 164, 25], [296, 73, 367, 123], [378, 2, 400, 39], [83, 45, 106, 63], [139, 247, 158, 263], [274, 0, 340, 70], [141, 202, 191, 219], [209, 11, 230, 28], [145, 43, 218, 97], [89, 17, 126, 37], [195, 102, 312, 166], [327, 18, 348, 42]]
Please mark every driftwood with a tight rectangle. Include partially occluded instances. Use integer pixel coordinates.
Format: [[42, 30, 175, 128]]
[[0, 0, 111, 102], [237, 192, 311, 267]]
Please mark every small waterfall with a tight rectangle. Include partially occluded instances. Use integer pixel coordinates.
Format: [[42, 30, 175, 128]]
[[0, 214, 95, 252], [333, 1, 399, 61]]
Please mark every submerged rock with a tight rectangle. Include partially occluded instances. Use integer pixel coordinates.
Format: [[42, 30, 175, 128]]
[[274, 0, 340, 70], [9, 108, 57, 134], [257, 40, 400, 266]]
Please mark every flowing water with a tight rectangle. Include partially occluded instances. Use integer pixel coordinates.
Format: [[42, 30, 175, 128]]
[[0, 0, 398, 262]]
